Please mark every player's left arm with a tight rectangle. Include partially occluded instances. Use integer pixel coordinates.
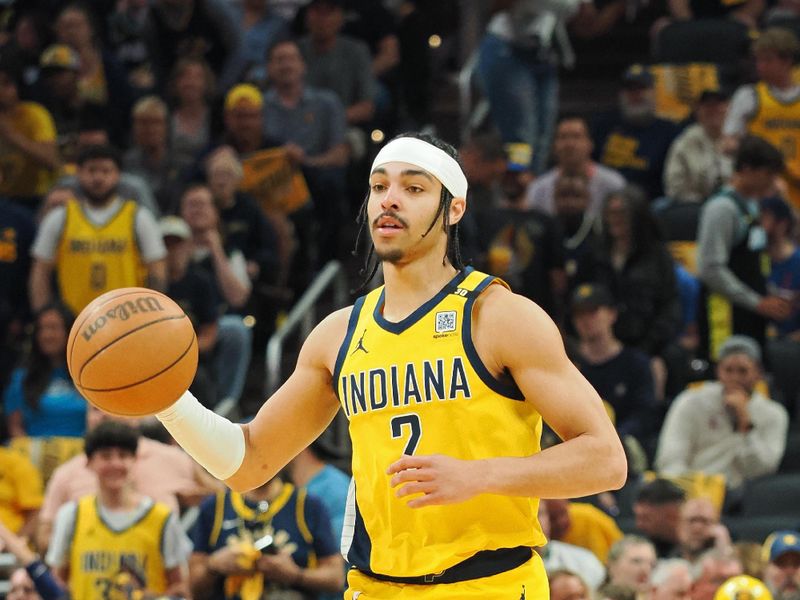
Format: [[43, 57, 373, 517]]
[[390, 287, 627, 507]]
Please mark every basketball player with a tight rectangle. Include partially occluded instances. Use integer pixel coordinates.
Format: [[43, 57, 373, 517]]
[[155, 133, 627, 598]]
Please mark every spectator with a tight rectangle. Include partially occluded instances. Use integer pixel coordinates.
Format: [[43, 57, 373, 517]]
[[168, 57, 216, 165], [606, 535, 658, 597], [761, 196, 800, 339], [223, 0, 288, 87], [160, 215, 219, 409], [204, 147, 279, 285], [36, 404, 217, 553], [33, 45, 84, 165], [28, 144, 167, 316], [263, 38, 349, 260], [553, 172, 599, 280], [569, 283, 658, 443], [458, 131, 511, 212], [690, 549, 744, 600], [123, 95, 189, 215], [299, 0, 377, 128], [664, 88, 733, 203], [56, 104, 162, 217], [219, 83, 278, 156], [3, 303, 86, 439], [655, 335, 789, 494], [179, 183, 252, 411], [597, 582, 637, 600], [188, 478, 345, 599], [575, 185, 681, 363], [106, 0, 153, 93], [53, 4, 133, 147], [0, 445, 42, 537], [0, 53, 59, 208], [526, 114, 626, 220], [592, 65, 683, 200], [46, 421, 192, 599], [287, 437, 349, 545], [651, 558, 693, 600], [472, 146, 567, 321], [0, 197, 35, 384], [696, 136, 789, 359], [632, 478, 686, 558], [723, 28, 800, 209], [145, 0, 240, 92], [0, 519, 65, 600], [477, 0, 583, 173], [762, 530, 800, 600], [549, 569, 593, 600], [538, 502, 606, 590], [545, 498, 624, 564], [676, 497, 732, 565]]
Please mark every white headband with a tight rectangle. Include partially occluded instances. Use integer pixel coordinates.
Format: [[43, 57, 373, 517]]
[[371, 137, 468, 198]]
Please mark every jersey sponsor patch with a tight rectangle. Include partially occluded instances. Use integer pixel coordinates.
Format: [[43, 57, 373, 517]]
[[435, 310, 457, 333]]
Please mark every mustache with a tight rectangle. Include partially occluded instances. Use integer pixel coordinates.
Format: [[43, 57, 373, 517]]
[[372, 211, 409, 228]]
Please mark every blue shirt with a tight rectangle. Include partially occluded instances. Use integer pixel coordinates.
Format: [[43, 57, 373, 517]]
[[306, 464, 350, 541], [190, 485, 338, 600], [3, 366, 87, 437], [768, 247, 800, 335], [263, 87, 347, 156]]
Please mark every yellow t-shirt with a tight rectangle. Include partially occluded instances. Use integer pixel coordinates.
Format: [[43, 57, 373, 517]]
[[69, 496, 170, 600], [0, 447, 44, 532], [561, 502, 624, 564], [0, 101, 57, 200]]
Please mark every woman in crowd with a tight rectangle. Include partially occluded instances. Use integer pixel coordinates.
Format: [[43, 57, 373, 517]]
[[168, 57, 216, 165]]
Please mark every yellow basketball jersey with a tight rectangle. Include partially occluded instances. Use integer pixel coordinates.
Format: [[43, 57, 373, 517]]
[[748, 82, 800, 208], [335, 268, 545, 578], [0, 102, 56, 200], [57, 198, 144, 315], [69, 496, 170, 600]]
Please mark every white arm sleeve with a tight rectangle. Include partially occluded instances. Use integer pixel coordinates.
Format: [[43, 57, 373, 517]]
[[156, 391, 246, 481]]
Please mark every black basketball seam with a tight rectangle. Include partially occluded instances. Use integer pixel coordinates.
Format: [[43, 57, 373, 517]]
[[77, 314, 189, 383], [80, 329, 197, 392], [68, 288, 169, 375]]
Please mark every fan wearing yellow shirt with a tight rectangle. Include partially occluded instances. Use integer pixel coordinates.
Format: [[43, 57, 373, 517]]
[[153, 132, 627, 599], [0, 55, 60, 206]]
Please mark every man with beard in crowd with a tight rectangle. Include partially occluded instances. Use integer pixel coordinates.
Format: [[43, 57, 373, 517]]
[[763, 531, 800, 600]]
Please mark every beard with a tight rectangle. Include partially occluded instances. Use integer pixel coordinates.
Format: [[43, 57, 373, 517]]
[[375, 247, 404, 263], [84, 186, 117, 206]]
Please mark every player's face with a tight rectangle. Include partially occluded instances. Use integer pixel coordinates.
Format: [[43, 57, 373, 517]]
[[36, 308, 67, 359], [367, 162, 448, 264], [88, 447, 136, 490]]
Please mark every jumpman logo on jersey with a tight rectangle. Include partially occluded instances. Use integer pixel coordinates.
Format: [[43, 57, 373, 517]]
[[519, 584, 526, 599], [351, 329, 369, 355]]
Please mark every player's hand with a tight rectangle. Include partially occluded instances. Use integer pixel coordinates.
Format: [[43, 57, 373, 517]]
[[256, 551, 302, 585], [387, 454, 483, 508]]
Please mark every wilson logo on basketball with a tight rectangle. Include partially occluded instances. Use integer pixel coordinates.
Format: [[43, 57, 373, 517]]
[[81, 297, 165, 341]]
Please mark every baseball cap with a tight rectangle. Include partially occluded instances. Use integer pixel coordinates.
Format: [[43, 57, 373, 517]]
[[717, 335, 762, 365], [622, 64, 653, 88], [570, 283, 615, 312], [763, 531, 800, 563], [505, 143, 532, 172], [224, 84, 263, 111], [159, 216, 191, 240], [40, 44, 80, 71]]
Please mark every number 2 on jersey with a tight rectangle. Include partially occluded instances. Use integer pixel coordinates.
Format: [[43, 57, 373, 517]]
[[390, 414, 421, 455]]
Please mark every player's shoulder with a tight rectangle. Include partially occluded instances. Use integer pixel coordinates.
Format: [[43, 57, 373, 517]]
[[300, 305, 355, 365], [473, 283, 560, 345]]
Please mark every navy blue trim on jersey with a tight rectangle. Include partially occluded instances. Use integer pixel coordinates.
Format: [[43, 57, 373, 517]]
[[462, 275, 525, 401], [373, 267, 472, 334], [346, 488, 373, 571], [333, 295, 366, 399]]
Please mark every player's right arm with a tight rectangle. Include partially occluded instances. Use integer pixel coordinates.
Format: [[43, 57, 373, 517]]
[[157, 307, 350, 492]]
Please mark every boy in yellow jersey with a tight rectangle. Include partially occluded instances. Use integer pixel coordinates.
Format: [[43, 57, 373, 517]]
[[28, 144, 167, 315], [723, 27, 800, 209], [152, 132, 627, 598], [45, 421, 192, 600]]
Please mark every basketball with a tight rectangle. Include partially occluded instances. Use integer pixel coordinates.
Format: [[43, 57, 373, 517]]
[[67, 288, 198, 417]]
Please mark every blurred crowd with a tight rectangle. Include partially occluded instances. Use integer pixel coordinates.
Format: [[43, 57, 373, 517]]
[[0, 0, 799, 598]]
